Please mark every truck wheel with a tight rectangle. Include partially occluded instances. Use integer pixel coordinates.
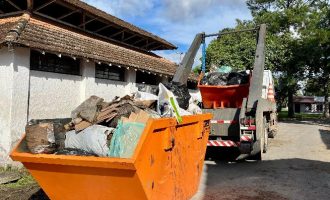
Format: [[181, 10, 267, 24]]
[[251, 151, 262, 160], [268, 113, 278, 138], [263, 117, 268, 153], [268, 129, 277, 138]]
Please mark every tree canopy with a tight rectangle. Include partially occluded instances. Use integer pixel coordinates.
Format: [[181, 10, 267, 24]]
[[205, 0, 330, 117]]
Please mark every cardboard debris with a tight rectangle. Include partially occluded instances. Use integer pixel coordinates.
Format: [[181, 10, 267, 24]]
[[121, 109, 151, 124], [74, 121, 93, 132], [71, 96, 104, 123], [67, 94, 158, 132]]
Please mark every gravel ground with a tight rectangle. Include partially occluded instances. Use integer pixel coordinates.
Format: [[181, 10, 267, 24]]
[[192, 120, 330, 200]]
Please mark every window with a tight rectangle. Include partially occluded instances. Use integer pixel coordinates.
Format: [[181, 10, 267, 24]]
[[316, 104, 323, 112], [136, 71, 160, 85], [30, 50, 80, 75], [95, 63, 125, 81]]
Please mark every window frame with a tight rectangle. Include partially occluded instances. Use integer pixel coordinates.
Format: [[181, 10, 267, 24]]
[[135, 70, 160, 85], [30, 50, 81, 76], [95, 63, 126, 82]]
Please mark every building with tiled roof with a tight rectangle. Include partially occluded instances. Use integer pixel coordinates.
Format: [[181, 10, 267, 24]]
[[0, 0, 196, 165], [293, 96, 327, 113]]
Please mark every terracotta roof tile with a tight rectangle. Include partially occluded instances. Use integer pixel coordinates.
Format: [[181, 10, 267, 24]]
[[0, 16, 21, 45], [293, 96, 315, 103], [0, 14, 179, 76]]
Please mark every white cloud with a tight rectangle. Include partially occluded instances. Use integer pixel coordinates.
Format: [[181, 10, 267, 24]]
[[83, 0, 114, 15], [162, 0, 247, 22], [155, 48, 202, 69], [139, 0, 252, 48], [162, 0, 216, 22], [83, 0, 155, 17], [82, 0, 252, 66], [156, 51, 183, 64]]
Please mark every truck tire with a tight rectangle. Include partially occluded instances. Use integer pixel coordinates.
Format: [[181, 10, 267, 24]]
[[251, 151, 262, 160], [249, 117, 268, 160], [263, 117, 268, 153], [268, 129, 277, 138], [268, 112, 278, 138]]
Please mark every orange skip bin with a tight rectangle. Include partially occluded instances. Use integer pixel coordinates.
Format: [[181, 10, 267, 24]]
[[11, 114, 212, 200]]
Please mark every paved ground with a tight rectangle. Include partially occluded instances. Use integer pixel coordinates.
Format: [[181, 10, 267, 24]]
[[192, 120, 330, 200]]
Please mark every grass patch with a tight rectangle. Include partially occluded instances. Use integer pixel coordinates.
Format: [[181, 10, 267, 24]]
[[278, 111, 323, 120], [5, 172, 36, 189], [0, 167, 36, 188]]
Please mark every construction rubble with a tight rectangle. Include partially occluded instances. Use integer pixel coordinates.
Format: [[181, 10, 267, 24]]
[[200, 65, 250, 86], [200, 71, 250, 86], [25, 83, 202, 158]]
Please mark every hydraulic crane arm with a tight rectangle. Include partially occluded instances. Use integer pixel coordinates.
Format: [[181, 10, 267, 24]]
[[172, 33, 205, 85], [171, 26, 263, 86], [246, 24, 267, 110]]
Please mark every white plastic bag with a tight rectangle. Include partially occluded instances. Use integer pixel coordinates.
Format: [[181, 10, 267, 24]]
[[188, 90, 202, 114], [65, 125, 114, 157], [134, 91, 158, 101], [188, 103, 202, 114], [189, 90, 202, 104], [157, 83, 191, 123]]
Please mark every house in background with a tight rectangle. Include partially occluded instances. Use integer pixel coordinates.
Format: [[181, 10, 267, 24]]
[[293, 96, 326, 113], [0, 0, 196, 165]]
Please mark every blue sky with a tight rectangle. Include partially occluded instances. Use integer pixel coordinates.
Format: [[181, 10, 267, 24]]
[[83, 0, 252, 64]]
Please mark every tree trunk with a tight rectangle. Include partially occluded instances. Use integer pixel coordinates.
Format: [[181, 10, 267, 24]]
[[288, 87, 294, 118], [324, 83, 330, 118]]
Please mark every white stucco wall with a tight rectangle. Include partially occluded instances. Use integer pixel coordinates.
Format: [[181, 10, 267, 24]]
[[86, 79, 129, 101], [0, 48, 14, 166], [0, 47, 30, 166], [0, 47, 141, 166], [28, 71, 82, 119], [83, 61, 138, 101]]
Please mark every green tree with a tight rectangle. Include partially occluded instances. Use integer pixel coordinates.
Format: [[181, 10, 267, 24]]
[[205, 19, 293, 113], [299, 2, 330, 117], [206, 20, 257, 71], [206, 19, 288, 71], [246, 0, 315, 117], [205, 0, 329, 117]]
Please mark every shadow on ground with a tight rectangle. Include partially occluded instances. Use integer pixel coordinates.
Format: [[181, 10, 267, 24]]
[[319, 129, 330, 149], [281, 119, 330, 128], [0, 184, 49, 200], [197, 149, 330, 200]]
